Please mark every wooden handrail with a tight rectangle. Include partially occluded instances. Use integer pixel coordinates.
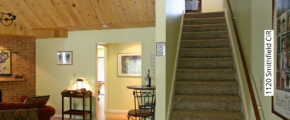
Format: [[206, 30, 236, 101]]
[[227, 0, 261, 120]]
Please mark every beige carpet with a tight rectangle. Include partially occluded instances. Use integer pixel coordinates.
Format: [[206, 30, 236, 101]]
[[170, 12, 244, 120]]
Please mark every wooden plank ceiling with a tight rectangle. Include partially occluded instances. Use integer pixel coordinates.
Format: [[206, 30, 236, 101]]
[[0, 0, 156, 38], [0, 0, 155, 30]]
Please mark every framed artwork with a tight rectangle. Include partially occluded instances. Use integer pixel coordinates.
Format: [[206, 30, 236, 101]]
[[0, 51, 11, 76], [156, 42, 166, 56], [117, 53, 141, 77], [57, 51, 73, 65], [273, 0, 290, 119]]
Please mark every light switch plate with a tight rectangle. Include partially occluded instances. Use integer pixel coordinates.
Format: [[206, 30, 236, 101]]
[[150, 64, 156, 69], [73, 73, 76, 78]]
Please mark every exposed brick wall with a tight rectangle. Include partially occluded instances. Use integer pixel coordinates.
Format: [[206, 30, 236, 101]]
[[0, 37, 36, 103]]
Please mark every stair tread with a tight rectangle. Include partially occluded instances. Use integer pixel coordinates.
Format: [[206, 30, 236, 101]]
[[183, 23, 226, 26], [174, 94, 240, 98], [175, 80, 237, 84], [170, 110, 244, 120], [183, 31, 227, 33], [178, 68, 234, 70], [175, 80, 238, 95], [184, 17, 225, 20], [170, 110, 244, 117], [185, 11, 224, 14], [178, 57, 232, 59], [171, 110, 243, 114], [180, 47, 230, 50], [181, 39, 229, 41]]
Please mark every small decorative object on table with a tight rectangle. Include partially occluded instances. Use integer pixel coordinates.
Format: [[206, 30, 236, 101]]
[[77, 79, 83, 90], [80, 88, 86, 94], [144, 69, 153, 87], [19, 74, 23, 78], [14, 75, 18, 79]]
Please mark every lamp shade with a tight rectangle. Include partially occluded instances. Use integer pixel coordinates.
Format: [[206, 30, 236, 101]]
[[77, 79, 83, 90]]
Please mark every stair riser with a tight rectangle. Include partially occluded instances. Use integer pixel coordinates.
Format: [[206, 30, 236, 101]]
[[179, 48, 232, 58], [172, 96, 241, 111], [182, 32, 228, 39], [184, 18, 225, 25], [176, 69, 236, 81], [178, 58, 233, 69], [175, 82, 238, 95], [184, 13, 225, 18], [180, 40, 230, 48], [170, 111, 244, 120], [183, 25, 227, 32]]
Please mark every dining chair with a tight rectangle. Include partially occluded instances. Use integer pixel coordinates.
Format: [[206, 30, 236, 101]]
[[127, 91, 156, 120]]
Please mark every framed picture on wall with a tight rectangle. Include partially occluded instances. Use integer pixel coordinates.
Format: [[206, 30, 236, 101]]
[[57, 51, 73, 65], [0, 51, 11, 76], [156, 42, 166, 56], [273, 0, 290, 119], [117, 53, 141, 77]]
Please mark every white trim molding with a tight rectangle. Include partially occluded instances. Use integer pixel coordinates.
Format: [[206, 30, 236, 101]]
[[166, 10, 185, 120], [53, 115, 96, 120], [224, 7, 249, 120], [108, 109, 128, 113]]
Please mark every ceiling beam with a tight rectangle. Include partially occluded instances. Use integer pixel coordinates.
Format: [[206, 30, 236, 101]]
[[0, 22, 67, 39]]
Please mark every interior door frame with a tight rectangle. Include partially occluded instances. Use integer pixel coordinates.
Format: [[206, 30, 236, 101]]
[[96, 44, 109, 119]]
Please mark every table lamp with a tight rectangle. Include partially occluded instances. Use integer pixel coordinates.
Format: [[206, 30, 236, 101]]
[[77, 79, 83, 90]]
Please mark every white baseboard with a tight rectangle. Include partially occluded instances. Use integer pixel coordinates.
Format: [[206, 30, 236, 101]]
[[53, 115, 69, 118], [53, 115, 96, 120], [108, 109, 128, 113]]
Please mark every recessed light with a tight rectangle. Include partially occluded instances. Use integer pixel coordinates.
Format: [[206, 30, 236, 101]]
[[103, 24, 109, 28]]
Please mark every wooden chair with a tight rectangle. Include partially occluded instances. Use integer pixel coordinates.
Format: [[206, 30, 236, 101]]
[[128, 91, 156, 120]]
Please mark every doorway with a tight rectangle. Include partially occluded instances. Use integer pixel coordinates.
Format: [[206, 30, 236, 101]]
[[98, 46, 105, 97], [185, 0, 202, 13], [96, 43, 141, 120]]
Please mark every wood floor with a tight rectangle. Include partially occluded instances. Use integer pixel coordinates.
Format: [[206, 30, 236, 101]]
[[51, 97, 128, 120]]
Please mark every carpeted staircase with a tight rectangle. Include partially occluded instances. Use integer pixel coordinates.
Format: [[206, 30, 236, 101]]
[[169, 12, 244, 120]]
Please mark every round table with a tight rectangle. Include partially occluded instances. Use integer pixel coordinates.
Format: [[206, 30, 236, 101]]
[[127, 85, 156, 90]]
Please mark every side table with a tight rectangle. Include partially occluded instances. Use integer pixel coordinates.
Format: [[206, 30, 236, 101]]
[[61, 91, 92, 120]]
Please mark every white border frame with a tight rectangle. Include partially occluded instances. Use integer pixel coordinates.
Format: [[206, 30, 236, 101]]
[[57, 51, 73, 65]]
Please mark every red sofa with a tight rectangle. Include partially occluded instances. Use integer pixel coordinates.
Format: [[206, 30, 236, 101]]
[[0, 100, 55, 120]]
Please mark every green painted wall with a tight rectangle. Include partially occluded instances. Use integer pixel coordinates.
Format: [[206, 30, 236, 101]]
[[165, 0, 185, 118], [229, 0, 283, 119], [202, 0, 224, 12], [251, 0, 282, 120], [156, 0, 167, 119], [226, 0, 254, 119], [36, 28, 155, 118], [107, 42, 142, 111]]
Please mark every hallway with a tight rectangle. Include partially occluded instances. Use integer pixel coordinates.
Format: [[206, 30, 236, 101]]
[[97, 97, 127, 120]]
